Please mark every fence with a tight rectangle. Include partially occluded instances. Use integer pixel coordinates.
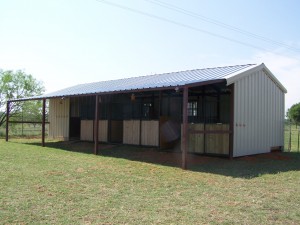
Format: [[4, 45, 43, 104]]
[[1, 122, 299, 153], [0, 123, 49, 137], [284, 124, 300, 152]]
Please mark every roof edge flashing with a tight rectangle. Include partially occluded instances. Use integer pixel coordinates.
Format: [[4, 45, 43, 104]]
[[225, 63, 287, 94]]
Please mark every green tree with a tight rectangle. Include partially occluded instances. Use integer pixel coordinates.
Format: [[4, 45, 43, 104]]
[[287, 102, 300, 124], [0, 70, 45, 127]]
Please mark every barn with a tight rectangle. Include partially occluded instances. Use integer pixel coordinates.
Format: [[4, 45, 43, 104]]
[[6, 63, 287, 168]]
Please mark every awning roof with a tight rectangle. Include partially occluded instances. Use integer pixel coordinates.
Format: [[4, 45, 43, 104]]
[[11, 63, 269, 101]]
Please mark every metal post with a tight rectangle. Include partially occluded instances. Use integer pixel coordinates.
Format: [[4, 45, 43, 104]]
[[22, 110, 24, 136], [139, 96, 143, 146], [229, 84, 234, 159], [182, 86, 188, 169], [296, 125, 300, 152], [289, 119, 292, 152], [158, 91, 162, 148], [6, 101, 10, 142], [203, 88, 206, 154], [217, 90, 220, 122], [42, 99, 46, 147], [202, 87, 206, 153], [94, 95, 99, 155]]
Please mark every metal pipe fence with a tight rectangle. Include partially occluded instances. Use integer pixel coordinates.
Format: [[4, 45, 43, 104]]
[[285, 123, 300, 152]]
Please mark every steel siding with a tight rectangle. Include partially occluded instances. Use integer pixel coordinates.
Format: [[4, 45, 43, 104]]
[[49, 98, 70, 140], [233, 70, 285, 157]]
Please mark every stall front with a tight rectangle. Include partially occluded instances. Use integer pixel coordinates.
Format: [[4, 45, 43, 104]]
[[6, 63, 286, 169]]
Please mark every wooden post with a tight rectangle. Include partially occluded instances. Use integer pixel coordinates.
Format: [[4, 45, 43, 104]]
[[42, 98, 46, 147], [182, 86, 188, 169], [94, 95, 99, 155], [5, 101, 10, 142]]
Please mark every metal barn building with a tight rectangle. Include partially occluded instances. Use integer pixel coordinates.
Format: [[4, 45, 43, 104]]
[[6, 63, 287, 168]]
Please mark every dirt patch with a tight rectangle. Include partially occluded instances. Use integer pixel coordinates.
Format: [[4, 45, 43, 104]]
[[238, 152, 291, 161], [238, 156, 258, 162], [257, 152, 291, 161]]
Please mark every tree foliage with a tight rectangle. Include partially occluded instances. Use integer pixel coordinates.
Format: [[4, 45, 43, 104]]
[[287, 102, 300, 124], [0, 70, 45, 127]]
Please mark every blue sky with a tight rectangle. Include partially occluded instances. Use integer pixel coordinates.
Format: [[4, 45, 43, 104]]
[[1, 0, 299, 111]]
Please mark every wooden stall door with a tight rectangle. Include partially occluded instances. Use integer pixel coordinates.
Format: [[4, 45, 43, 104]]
[[123, 120, 140, 145], [160, 116, 180, 149], [205, 124, 229, 155], [110, 120, 123, 143], [69, 117, 81, 139]]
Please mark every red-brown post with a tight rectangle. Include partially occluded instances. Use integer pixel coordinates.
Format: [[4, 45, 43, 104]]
[[42, 98, 46, 147], [6, 101, 10, 142], [158, 91, 162, 149], [229, 84, 234, 159], [94, 95, 99, 155], [182, 86, 188, 169]]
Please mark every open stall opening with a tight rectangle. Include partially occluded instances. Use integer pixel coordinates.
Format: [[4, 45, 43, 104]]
[[65, 81, 232, 156], [184, 83, 231, 156]]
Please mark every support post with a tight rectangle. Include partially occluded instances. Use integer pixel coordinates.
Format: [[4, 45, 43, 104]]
[[203, 87, 206, 154], [42, 98, 46, 147], [229, 84, 234, 159], [6, 101, 10, 142], [158, 91, 162, 117], [217, 90, 220, 122], [182, 86, 188, 169], [94, 95, 99, 155], [158, 91, 162, 148]]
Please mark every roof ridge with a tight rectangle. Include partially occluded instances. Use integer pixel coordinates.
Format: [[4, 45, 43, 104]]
[[159, 63, 257, 75], [11, 63, 259, 101], [78, 64, 257, 86]]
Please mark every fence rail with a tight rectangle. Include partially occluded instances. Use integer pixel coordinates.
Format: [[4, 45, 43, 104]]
[[1, 123, 300, 153], [284, 124, 300, 152]]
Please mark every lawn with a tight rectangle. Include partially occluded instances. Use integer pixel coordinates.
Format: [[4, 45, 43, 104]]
[[0, 139, 300, 224], [285, 124, 300, 152]]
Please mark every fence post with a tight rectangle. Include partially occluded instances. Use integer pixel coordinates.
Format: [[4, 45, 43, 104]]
[[42, 98, 46, 147], [6, 101, 10, 142], [297, 127, 300, 152]]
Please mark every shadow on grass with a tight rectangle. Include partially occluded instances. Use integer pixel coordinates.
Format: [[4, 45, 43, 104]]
[[22, 140, 300, 179]]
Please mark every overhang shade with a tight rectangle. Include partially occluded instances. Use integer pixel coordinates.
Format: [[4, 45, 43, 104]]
[[12, 64, 261, 101]]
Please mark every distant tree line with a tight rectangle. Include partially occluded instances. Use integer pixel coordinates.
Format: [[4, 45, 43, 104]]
[[0, 69, 45, 128], [287, 102, 300, 127]]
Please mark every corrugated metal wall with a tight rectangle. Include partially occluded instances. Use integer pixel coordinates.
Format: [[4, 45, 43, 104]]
[[233, 69, 285, 157], [49, 98, 70, 140]]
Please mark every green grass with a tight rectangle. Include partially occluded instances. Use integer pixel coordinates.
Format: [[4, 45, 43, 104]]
[[1, 139, 300, 224], [285, 124, 300, 152], [1, 123, 299, 150], [0, 123, 49, 138]]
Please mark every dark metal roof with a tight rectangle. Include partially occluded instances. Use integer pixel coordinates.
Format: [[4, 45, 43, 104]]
[[14, 64, 256, 101]]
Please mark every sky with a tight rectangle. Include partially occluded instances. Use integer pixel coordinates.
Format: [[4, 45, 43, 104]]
[[0, 0, 299, 111]]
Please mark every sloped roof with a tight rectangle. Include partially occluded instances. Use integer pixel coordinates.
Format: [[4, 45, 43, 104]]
[[22, 64, 256, 100], [225, 63, 287, 93], [12, 63, 286, 101]]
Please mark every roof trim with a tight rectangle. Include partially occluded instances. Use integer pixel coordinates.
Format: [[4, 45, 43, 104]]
[[225, 63, 287, 93], [10, 63, 286, 102], [9, 79, 226, 102]]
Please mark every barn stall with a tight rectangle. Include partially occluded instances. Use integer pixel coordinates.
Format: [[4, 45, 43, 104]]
[[6, 63, 287, 168]]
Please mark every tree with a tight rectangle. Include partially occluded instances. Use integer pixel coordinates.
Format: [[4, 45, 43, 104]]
[[287, 102, 300, 125], [0, 70, 45, 127]]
